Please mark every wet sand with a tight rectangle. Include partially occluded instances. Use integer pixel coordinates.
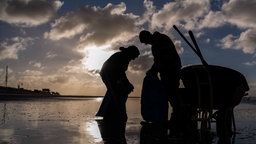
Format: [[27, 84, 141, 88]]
[[0, 97, 256, 144]]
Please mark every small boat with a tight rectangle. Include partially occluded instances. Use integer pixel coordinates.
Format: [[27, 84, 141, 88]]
[[173, 25, 249, 141], [180, 64, 249, 109], [173, 25, 249, 109]]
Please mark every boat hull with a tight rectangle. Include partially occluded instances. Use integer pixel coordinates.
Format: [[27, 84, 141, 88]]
[[180, 65, 249, 109]]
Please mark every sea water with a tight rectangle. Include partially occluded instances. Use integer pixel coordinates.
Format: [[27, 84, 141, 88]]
[[0, 97, 255, 144]]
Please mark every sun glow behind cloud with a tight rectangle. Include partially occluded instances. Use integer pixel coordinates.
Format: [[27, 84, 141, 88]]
[[82, 44, 114, 72]]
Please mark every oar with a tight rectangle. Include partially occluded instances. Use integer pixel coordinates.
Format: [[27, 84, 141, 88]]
[[188, 30, 208, 66], [173, 25, 198, 55], [173, 25, 208, 66]]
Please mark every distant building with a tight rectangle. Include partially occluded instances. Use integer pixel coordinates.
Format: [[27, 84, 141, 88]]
[[42, 88, 50, 93]]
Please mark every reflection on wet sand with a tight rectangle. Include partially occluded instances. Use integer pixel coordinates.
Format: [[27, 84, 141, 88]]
[[0, 98, 255, 144], [96, 119, 127, 144], [84, 120, 102, 143], [1, 103, 7, 125], [0, 98, 101, 144]]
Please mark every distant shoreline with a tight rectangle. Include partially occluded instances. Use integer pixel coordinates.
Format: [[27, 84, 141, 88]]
[[0, 94, 99, 101], [0, 94, 140, 101]]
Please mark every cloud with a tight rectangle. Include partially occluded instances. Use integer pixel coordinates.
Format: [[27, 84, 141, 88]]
[[199, 11, 226, 29], [45, 2, 139, 47], [44, 2, 144, 77], [200, 0, 256, 56], [150, 0, 210, 30], [46, 51, 58, 58], [222, 0, 256, 29], [246, 53, 256, 67], [129, 51, 153, 73], [45, 62, 105, 95], [16, 69, 46, 89], [144, 0, 256, 57], [192, 0, 256, 30], [137, 0, 156, 26], [48, 75, 70, 84], [145, 0, 256, 35], [22, 69, 43, 76], [219, 29, 256, 54], [8, 59, 104, 95], [244, 61, 256, 66], [248, 83, 256, 96], [0, 37, 33, 60], [5, 0, 256, 96], [28, 61, 44, 69], [0, 0, 63, 27], [237, 29, 256, 54]]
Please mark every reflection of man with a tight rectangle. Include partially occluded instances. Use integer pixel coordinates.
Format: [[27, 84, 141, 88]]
[[96, 119, 127, 144], [139, 30, 182, 126]]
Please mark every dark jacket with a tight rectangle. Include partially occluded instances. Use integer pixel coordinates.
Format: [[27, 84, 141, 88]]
[[100, 52, 132, 94], [151, 32, 181, 73]]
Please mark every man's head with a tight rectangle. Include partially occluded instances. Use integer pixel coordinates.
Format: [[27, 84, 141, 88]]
[[139, 30, 152, 45], [120, 45, 140, 60]]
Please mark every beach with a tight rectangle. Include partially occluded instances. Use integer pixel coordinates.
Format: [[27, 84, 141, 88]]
[[0, 97, 256, 144]]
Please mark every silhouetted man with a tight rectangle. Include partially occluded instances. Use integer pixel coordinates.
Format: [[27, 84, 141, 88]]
[[96, 45, 140, 144], [139, 30, 181, 127], [96, 46, 140, 123]]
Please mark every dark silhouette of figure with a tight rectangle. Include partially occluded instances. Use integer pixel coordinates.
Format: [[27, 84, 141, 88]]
[[180, 64, 249, 144], [140, 121, 168, 144], [96, 46, 139, 143], [141, 73, 168, 123], [140, 120, 215, 144], [97, 119, 127, 144], [139, 30, 182, 127], [140, 73, 169, 143]]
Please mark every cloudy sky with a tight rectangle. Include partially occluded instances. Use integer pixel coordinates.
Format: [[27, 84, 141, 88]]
[[0, 0, 255, 96]]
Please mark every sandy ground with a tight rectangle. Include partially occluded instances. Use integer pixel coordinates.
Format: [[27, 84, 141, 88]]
[[0, 97, 255, 144]]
